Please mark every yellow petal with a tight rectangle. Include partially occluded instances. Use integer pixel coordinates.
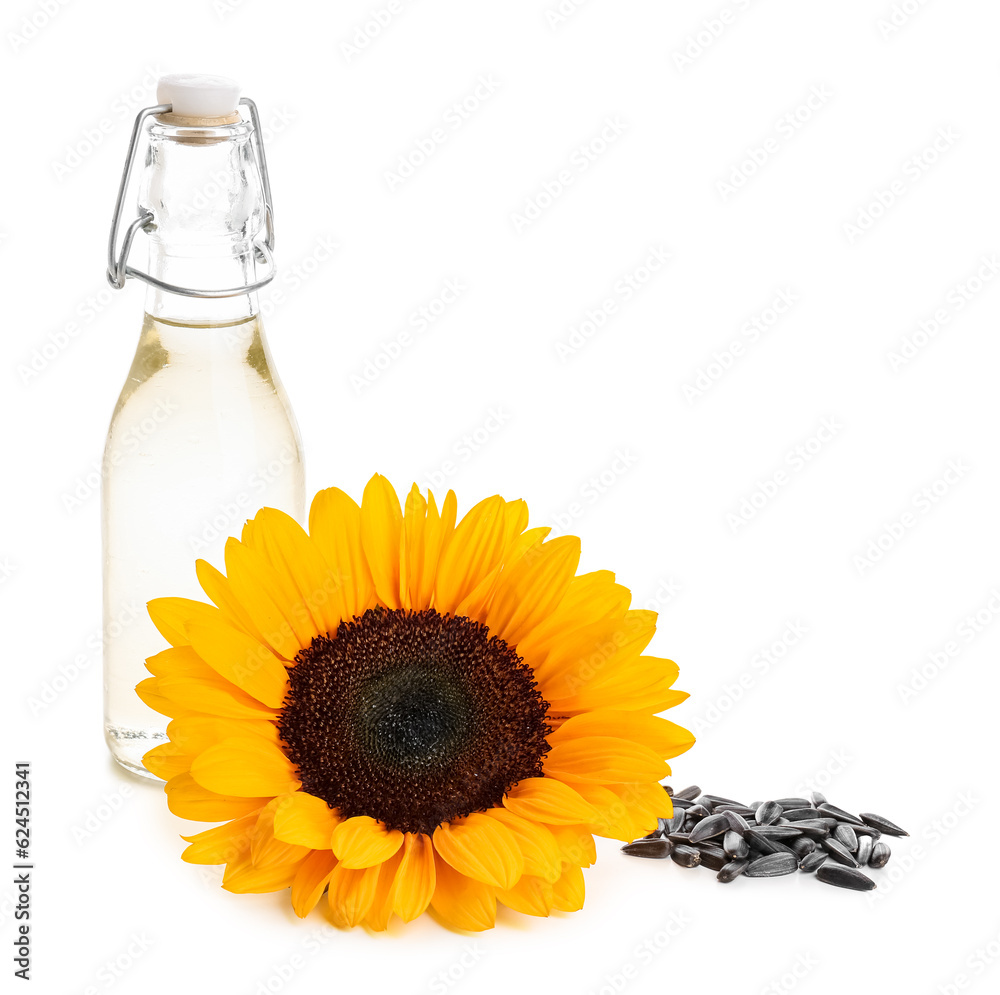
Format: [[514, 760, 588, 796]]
[[165, 772, 269, 822], [250, 798, 311, 869], [551, 862, 585, 912], [254, 507, 346, 639], [291, 848, 337, 918], [308, 487, 376, 623], [433, 495, 507, 614], [497, 874, 554, 917], [180, 812, 257, 864], [571, 782, 644, 841], [142, 742, 195, 780], [502, 777, 599, 825], [223, 855, 304, 894], [326, 863, 380, 928], [143, 645, 217, 679], [360, 474, 403, 609], [363, 850, 404, 932], [484, 534, 581, 646], [430, 854, 496, 932], [391, 833, 436, 922], [137, 674, 277, 721], [165, 716, 278, 756], [547, 824, 597, 867], [196, 557, 270, 645], [273, 791, 340, 848], [486, 808, 561, 883], [548, 710, 695, 760], [432, 813, 523, 890], [190, 737, 300, 797], [332, 816, 404, 869], [147, 597, 220, 648], [542, 737, 670, 784], [184, 621, 288, 709]]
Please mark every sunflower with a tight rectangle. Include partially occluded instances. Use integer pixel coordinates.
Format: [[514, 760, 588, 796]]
[[138, 474, 693, 930]]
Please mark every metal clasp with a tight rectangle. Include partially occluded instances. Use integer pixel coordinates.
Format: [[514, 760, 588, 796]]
[[106, 98, 276, 299]]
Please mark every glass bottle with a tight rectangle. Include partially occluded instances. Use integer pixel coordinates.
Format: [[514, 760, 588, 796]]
[[103, 76, 304, 777]]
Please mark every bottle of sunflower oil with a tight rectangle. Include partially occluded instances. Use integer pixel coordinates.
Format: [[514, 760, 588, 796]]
[[102, 75, 304, 777]]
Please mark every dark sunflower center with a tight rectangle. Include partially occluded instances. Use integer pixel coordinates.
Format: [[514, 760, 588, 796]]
[[277, 607, 551, 835]]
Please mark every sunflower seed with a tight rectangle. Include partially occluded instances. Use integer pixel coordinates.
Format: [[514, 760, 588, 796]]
[[712, 804, 757, 817], [816, 863, 876, 892], [859, 812, 909, 837], [833, 824, 858, 852], [666, 831, 691, 844], [744, 852, 798, 877], [670, 845, 702, 868], [790, 837, 817, 858], [792, 819, 837, 839], [664, 813, 686, 835], [744, 828, 781, 854], [799, 851, 828, 873], [817, 802, 865, 826], [664, 785, 674, 796], [621, 838, 672, 858], [695, 844, 729, 871], [717, 858, 750, 883], [821, 838, 860, 867], [753, 825, 802, 840], [670, 796, 695, 810], [755, 801, 783, 825], [774, 797, 810, 809], [853, 824, 882, 839], [724, 810, 751, 834], [674, 785, 701, 801], [699, 793, 745, 808], [688, 813, 731, 843], [686, 804, 711, 820], [724, 830, 750, 859], [810, 790, 827, 806], [855, 835, 873, 868], [868, 841, 891, 868], [782, 808, 823, 822]]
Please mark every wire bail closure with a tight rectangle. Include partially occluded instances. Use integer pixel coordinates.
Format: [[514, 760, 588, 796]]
[[106, 98, 276, 299]]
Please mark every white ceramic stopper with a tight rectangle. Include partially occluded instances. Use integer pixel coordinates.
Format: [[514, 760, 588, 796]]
[[156, 74, 241, 117]]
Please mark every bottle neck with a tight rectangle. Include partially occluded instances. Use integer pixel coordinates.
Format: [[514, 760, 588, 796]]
[[139, 116, 266, 327], [144, 243, 260, 325]]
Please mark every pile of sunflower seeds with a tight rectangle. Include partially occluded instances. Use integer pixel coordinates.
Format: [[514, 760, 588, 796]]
[[620, 786, 908, 892]]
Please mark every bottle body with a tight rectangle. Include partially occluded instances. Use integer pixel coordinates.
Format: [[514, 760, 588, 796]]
[[102, 311, 303, 776]]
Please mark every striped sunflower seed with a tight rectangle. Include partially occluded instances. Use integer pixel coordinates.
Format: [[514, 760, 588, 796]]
[[868, 841, 891, 868], [790, 837, 817, 858], [833, 824, 858, 852], [798, 851, 828, 873], [621, 838, 672, 859], [774, 797, 810, 809], [685, 804, 711, 820], [699, 794, 745, 808], [674, 785, 701, 801], [816, 863, 876, 892], [695, 845, 729, 871], [753, 825, 802, 839], [688, 813, 731, 843], [717, 858, 749, 883], [810, 790, 827, 806], [817, 802, 865, 826], [855, 835, 873, 867], [755, 801, 783, 825], [724, 810, 751, 834], [782, 808, 823, 822], [724, 830, 750, 859], [670, 845, 702, 868], [821, 838, 859, 868], [745, 853, 798, 877], [859, 812, 909, 837]]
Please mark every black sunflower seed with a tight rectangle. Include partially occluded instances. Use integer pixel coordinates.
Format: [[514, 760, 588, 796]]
[[782, 808, 823, 822], [724, 830, 750, 859], [666, 831, 690, 844], [717, 858, 749, 883], [744, 852, 798, 877], [686, 804, 711, 820], [817, 803, 865, 826], [774, 797, 810, 809], [699, 793, 745, 808], [688, 813, 731, 843], [753, 825, 802, 839], [853, 824, 881, 839], [821, 838, 859, 867], [712, 804, 757, 817], [810, 790, 827, 806], [816, 863, 876, 892], [724, 810, 751, 834], [791, 819, 836, 838], [670, 796, 695, 810], [695, 844, 729, 871], [790, 837, 817, 858], [674, 785, 701, 801], [833, 824, 858, 852], [744, 828, 781, 853], [855, 835, 873, 868], [859, 812, 909, 837], [868, 841, 891, 868], [755, 801, 783, 825], [670, 845, 702, 868], [664, 813, 686, 835], [621, 838, 672, 858], [799, 851, 828, 873], [664, 785, 674, 796]]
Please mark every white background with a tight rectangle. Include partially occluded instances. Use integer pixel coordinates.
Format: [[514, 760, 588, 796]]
[[3, 0, 999, 993]]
